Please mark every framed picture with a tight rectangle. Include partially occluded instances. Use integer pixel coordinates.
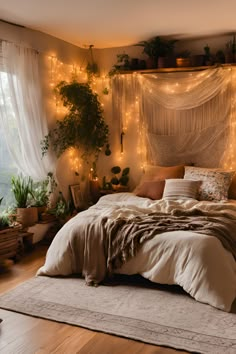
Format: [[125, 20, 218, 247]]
[[70, 184, 83, 209]]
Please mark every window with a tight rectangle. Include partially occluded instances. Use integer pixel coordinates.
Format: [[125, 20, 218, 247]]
[[0, 70, 18, 210]]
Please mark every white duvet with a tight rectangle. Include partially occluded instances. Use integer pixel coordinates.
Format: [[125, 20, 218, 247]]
[[37, 193, 236, 312]]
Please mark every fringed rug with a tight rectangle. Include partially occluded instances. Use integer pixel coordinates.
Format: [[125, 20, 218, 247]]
[[0, 275, 235, 354]]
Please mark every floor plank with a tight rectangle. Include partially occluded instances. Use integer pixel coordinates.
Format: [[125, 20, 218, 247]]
[[0, 244, 189, 354]]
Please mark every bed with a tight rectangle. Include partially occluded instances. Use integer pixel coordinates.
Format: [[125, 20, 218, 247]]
[[37, 183, 236, 313]]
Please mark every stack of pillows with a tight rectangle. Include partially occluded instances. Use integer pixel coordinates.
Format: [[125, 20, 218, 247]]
[[135, 165, 236, 202]]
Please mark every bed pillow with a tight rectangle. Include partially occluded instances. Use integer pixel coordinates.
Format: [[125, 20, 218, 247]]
[[162, 179, 201, 200], [136, 180, 165, 200], [142, 164, 185, 181], [134, 164, 185, 196], [184, 166, 234, 201]]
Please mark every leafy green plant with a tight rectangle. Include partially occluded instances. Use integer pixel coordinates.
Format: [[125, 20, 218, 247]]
[[0, 198, 11, 229], [108, 53, 130, 76], [48, 191, 72, 220], [176, 50, 191, 58], [110, 166, 130, 186], [41, 81, 109, 162], [11, 175, 33, 208], [32, 184, 49, 207], [136, 36, 177, 61]]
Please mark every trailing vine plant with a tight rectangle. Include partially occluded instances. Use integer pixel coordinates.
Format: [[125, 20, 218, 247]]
[[41, 80, 110, 163]]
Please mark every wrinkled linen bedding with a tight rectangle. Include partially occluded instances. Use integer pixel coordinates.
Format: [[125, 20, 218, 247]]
[[37, 193, 236, 312]]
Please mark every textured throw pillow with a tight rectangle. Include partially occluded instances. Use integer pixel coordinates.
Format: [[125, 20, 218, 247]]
[[184, 166, 234, 201], [162, 179, 201, 200], [135, 180, 165, 200]]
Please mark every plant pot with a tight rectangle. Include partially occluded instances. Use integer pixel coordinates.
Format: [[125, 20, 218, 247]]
[[225, 52, 233, 64], [157, 57, 170, 68], [191, 55, 204, 67], [176, 57, 191, 68], [146, 58, 157, 69], [16, 207, 38, 228]]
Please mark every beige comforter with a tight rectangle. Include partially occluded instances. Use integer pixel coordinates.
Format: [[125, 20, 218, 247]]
[[37, 193, 236, 312]]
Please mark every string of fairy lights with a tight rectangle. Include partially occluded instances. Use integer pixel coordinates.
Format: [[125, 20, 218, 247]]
[[46, 55, 148, 176], [46, 56, 236, 176]]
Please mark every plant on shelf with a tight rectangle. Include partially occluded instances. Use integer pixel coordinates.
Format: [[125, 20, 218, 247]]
[[109, 53, 131, 76], [176, 50, 191, 67], [225, 35, 236, 63], [110, 166, 130, 190], [41, 80, 110, 164], [11, 175, 38, 227], [136, 36, 177, 68]]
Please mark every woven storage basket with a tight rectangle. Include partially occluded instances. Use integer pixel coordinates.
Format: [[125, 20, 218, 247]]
[[0, 228, 19, 260]]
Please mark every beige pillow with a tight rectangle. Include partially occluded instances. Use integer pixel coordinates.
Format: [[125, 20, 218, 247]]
[[163, 179, 201, 200], [142, 164, 185, 181], [184, 166, 234, 201], [136, 180, 165, 200]]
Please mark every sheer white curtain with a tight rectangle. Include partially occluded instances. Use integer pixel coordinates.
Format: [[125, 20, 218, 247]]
[[112, 67, 236, 170], [0, 40, 54, 181]]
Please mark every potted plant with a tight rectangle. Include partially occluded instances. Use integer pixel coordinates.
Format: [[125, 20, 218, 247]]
[[0, 198, 19, 265], [225, 35, 236, 63], [108, 53, 131, 76], [136, 36, 177, 69], [110, 166, 130, 191], [0, 198, 11, 230], [41, 80, 110, 166], [11, 175, 38, 228], [176, 50, 191, 67], [31, 180, 50, 219]]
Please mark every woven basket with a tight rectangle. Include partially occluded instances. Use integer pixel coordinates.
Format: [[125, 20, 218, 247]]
[[0, 227, 19, 260]]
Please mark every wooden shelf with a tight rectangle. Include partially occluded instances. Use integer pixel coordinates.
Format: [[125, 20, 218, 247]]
[[119, 63, 236, 74]]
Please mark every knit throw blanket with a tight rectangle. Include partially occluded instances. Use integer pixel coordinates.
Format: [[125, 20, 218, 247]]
[[105, 208, 236, 270], [84, 208, 236, 285]]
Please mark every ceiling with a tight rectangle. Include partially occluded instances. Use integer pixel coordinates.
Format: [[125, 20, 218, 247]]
[[1, 0, 236, 49]]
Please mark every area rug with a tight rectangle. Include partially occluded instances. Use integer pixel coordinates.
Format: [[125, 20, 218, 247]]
[[0, 276, 235, 354]]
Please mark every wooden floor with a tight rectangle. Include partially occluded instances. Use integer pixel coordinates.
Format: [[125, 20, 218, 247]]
[[0, 245, 190, 354]]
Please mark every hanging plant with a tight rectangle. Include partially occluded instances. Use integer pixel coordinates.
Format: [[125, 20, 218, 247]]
[[41, 80, 110, 161]]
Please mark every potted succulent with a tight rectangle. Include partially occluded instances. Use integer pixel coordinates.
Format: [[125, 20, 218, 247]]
[[11, 175, 38, 228]]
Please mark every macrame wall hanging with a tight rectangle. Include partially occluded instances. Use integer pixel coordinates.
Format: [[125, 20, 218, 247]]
[[112, 66, 236, 170]]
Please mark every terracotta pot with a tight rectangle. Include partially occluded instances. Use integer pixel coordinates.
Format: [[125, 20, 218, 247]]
[[16, 207, 38, 228], [176, 57, 191, 67]]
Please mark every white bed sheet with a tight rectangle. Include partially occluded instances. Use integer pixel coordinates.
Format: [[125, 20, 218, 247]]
[[37, 193, 236, 312]]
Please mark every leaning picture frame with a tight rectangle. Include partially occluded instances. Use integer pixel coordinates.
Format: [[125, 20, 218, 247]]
[[69, 184, 83, 209]]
